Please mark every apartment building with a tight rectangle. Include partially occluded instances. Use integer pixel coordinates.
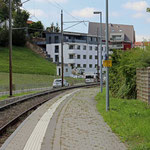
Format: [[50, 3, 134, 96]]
[[88, 22, 135, 50], [46, 32, 106, 76]]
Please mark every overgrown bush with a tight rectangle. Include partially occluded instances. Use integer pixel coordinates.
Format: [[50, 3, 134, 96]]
[[109, 47, 150, 99], [0, 27, 8, 46]]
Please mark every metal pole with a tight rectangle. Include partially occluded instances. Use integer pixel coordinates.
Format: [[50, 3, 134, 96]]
[[100, 12, 103, 93], [106, 0, 109, 111], [61, 10, 64, 87], [9, 0, 13, 96], [97, 28, 99, 82]]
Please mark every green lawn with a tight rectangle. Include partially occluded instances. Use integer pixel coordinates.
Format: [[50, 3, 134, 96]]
[[0, 46, 56, 75], [0, 72, 84, 91], [95, 89, 150, 150], [0, 46, 84, 91]]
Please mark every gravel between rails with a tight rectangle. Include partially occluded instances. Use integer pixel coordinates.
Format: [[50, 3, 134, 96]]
[[0, 91, 63, 129]]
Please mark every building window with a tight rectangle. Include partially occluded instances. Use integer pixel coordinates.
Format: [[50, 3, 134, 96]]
[[95, 55, 98, 59], [94, 37, 97, 42], [77, 64, 81, 68], [54, 36, 59, 43], [89, 55, 92, 59], [69, 54, 74, 59], [89, 46, 92, 50], [77, 55, 80, 59], [55, 55, 59, 62], [66, 68, 68, 72], [83, 55, 86, 59], [90, 37, 93, 41], [83, 45, 86, 50], [95, 64, 97, 68], [95, 46, 98, 50], [69, 45, 74, 49], [83, 64, 86, 68], [49, 37, 51, 44], [77, 45, 80, 50], [55, 45, 59, 53], [89, 64, 92, 68]]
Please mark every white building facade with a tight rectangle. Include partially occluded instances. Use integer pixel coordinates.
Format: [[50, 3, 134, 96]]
[[46, 32, 106, 77]]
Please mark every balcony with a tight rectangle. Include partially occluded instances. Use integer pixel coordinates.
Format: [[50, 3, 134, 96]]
[[65, 39, 87, 43], [109, 44, 123, 49], [110, 33, 125, 42]]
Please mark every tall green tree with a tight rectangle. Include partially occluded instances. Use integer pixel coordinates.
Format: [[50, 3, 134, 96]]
[[46, 23, 60, 33], [28, 21, 44, 38], [12, 9, 29, 46], [0, 0, 21, 23]]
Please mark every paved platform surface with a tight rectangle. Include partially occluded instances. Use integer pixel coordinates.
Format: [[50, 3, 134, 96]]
[[1, 88, 127, 150]]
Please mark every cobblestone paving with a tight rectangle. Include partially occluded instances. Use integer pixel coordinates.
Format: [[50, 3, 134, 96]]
[[60, 88, 127, 150]]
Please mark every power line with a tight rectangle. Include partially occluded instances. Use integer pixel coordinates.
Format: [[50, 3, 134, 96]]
[[21, 6, 40, 21], [46, 0, 88, 26]]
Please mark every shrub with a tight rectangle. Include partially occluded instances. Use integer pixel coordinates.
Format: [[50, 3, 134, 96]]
[[109, 47, 150, 99], [0, 27, 9, 46]]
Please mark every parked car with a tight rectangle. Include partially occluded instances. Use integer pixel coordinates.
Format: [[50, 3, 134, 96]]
[[53, 79, 69, 88]]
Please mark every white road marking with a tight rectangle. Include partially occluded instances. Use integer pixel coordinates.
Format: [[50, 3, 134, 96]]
[[23, 90, 79, 150]]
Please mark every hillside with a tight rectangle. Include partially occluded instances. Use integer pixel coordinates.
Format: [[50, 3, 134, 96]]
[[0, 46, 56, 75]]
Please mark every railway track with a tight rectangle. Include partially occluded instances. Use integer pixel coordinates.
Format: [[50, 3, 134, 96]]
[[0, 84, 98, 144]]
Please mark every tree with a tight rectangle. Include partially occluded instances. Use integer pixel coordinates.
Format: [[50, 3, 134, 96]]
[[0, 0, 21, 23], [12, 9, 29, 46], [0, 26, 9, 46], [28, 21, 44, 38], [46, 23, 60, 33]]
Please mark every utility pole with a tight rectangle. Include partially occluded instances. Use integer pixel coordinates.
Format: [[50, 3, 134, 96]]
[[9, 0, 13, 96], [61, 10, 64, 87], [106, 0, 109, 111]]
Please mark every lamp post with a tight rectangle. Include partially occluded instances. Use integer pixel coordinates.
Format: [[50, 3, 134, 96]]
[[106, 0, 109, 111], [61, 10, 64, 87], [93, 11, 103, 93]]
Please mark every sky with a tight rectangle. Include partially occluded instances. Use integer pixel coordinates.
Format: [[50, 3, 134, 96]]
[[22, 0, 150, 42]]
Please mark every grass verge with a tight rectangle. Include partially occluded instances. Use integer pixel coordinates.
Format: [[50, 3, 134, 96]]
[[95, 88, 150, 150], [0, 91, 39, 101]]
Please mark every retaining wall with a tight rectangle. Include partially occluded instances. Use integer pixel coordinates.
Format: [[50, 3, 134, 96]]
[[26, 41, 46, 58], [136, 67, 150, 104]]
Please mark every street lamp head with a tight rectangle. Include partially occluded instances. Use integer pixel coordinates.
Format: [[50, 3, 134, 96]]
[[93, 11, 101, 14]]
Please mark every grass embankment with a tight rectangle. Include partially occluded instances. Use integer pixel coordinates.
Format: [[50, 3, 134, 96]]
[[0, 46, 56, 75], [96, 89, 150, 150]]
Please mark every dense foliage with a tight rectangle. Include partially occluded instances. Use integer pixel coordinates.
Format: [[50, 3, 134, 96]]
[[46, 23, 60, 33], [0, 0, 29, 46], [109, 47, 150, 99], [28, 21, 44, 38], [12, 9, 29, 46]]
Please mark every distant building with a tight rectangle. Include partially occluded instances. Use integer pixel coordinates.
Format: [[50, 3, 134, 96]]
[[135, 41, 150, 49], [88, 22, 135, 50], [45, 22, 136, 77], [27, 20, 34, 25], [46, 31, 107, 77]]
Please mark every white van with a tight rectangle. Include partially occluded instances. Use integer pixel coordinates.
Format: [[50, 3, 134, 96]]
[[85, 74, 96, 83]]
